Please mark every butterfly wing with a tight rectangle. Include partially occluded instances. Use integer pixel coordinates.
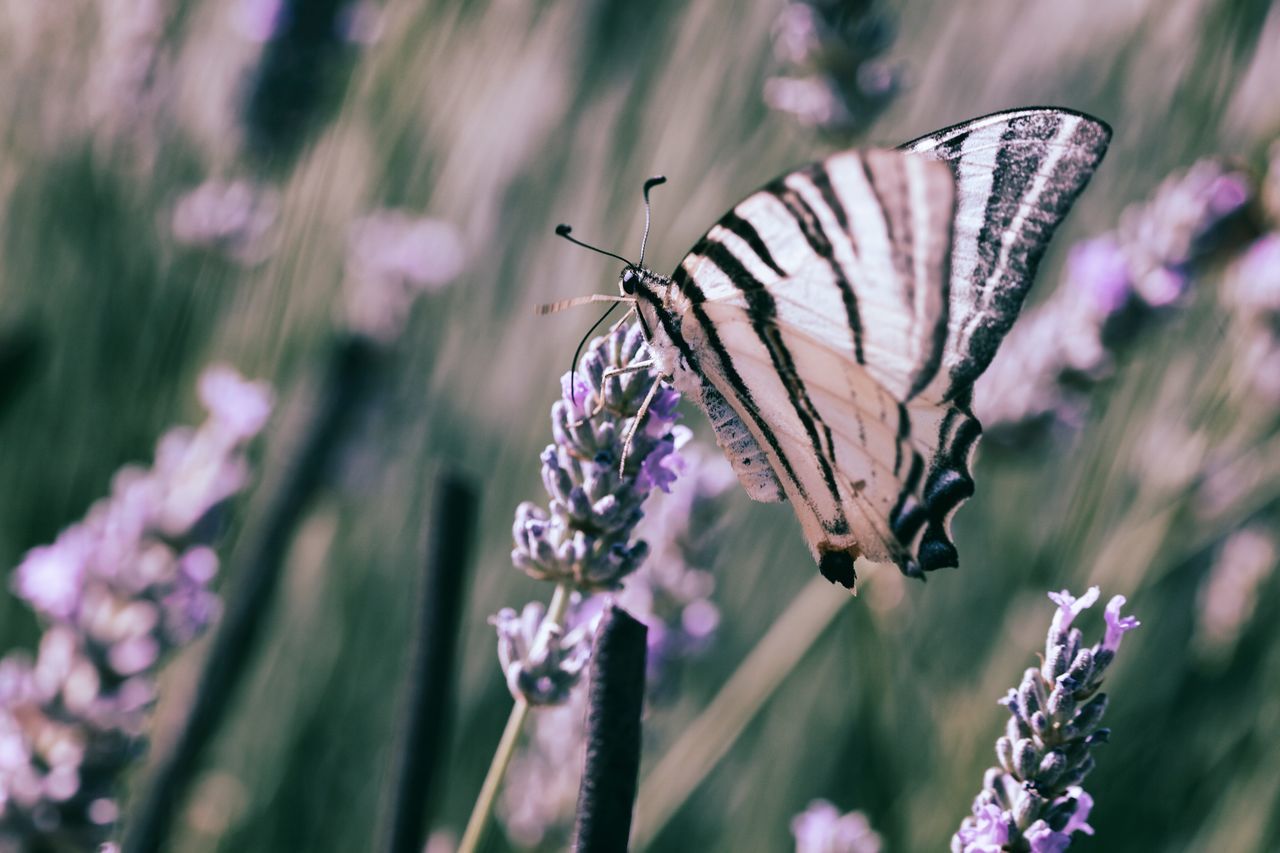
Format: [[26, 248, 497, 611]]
[[900, 107, 1113, 402], [665, 108, 1109, 587], [667, 149, 960, 587]]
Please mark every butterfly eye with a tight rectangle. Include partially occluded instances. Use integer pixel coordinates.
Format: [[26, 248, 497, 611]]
[[620, 268, 637, 295]]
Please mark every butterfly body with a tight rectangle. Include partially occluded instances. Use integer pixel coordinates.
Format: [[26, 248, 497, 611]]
[[616, 108, 1111, 590]]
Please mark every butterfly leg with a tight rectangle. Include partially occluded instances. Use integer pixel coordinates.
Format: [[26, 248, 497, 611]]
[[568, 360, 656, 428], [618, 373, 666, 476], [609, 305, 638, 333]]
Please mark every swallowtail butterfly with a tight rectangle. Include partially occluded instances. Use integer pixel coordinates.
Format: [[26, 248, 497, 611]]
[[567, 108, 1111, 590]]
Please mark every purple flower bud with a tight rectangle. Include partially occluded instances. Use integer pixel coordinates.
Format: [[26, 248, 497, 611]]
[[198, 364, 274, 441], [1061, 787, 1095, 836], [996, 736, 1015, 774], [1206, 173, 1250, 218], [790, 799, 883, 853], [1102, 595, 1140, 652], [953, 802, 1009, 852], [1013, 788, 1044, 829], [637, 439, 681, 494], [1048, 587, 1100, 635], [560, 371, 594, 422], [1025, 820, 1070, 853], [1013, 739, 1040, 779]]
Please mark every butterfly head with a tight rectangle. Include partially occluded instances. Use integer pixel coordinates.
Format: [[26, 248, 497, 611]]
[[619, 266, 640, 296]]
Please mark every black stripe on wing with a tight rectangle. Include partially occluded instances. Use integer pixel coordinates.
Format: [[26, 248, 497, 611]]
[[660, 262, 812, 510], [887, 393, 982, 578], [764, 172, 867, 364], [694, 230, 851, 539]]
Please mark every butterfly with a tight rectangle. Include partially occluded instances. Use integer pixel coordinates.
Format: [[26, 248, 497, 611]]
[[556, 107, 1111, 591]]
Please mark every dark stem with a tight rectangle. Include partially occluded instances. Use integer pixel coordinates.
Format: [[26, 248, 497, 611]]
[[122, 334, 379, 853], [571, 605, 648, 853], [380, 472, 479, 853]]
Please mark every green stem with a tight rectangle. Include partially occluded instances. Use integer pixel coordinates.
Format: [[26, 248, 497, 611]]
[[457, 583, 572, 853], [457, 697, 529, 853], [631, 575, 849, 849], [544, 581, 572, 628]]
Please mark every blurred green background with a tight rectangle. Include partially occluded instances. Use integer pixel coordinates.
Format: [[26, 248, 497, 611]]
[[2, 0, 1279, 850]]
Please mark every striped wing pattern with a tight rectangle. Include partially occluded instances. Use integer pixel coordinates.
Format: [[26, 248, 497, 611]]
[[901, 107, 1113, 402], [655, 108, 1110, 588]]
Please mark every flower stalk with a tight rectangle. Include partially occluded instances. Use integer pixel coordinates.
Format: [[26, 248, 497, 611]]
[[471, 318, 685, 847], [952, 588, 1140, 852]]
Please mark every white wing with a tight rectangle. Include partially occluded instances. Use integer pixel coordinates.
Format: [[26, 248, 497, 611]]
[[662, 149, 965, 588], [901, 107, 1112, 402], [656, 109, 1110, 588]]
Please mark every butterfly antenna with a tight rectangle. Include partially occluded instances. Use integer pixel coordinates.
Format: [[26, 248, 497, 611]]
[[555, 224, 635, 267], [638, 176, 667, 269], [568, 302, 621, 407]]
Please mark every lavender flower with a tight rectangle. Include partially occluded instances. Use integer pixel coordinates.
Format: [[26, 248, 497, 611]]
[[497, 443, 732, 844], [491, 603, 594, 707], [0, 365, 272, 850], [619, 441, 734, 686], [170, 180, 279, 264], [791, 800, 883, 853], [84, 0, 170, 159], [343, 210, 466, 342], [1262, 141, 1280, 227], [952, 588, 1139, 853], [491, 327, 737, 844], [511, 320, 682, 593], [765, 0, 902, 139], [1221, 234, 1280, 402], [1193, 527, 1276, 663], [977, 160, 1258, 440]]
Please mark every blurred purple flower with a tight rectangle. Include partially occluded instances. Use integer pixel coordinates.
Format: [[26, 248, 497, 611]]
[[1, 364, 271, 849], [978, 159, 1259, 442], [343, 210, 466, 341], [347, 210, 465, 292], [11, 534, 90, 623], [199, 364, 275, 441], [233, 0, 287, 42], [621, 440, 733, 685], [1193, 527, 1276, 662], [792, 800, 883, 853], [1069, 237, 1132, 315], [498, 683, 589, 848], [644, 387, 682, 437], [637, 439, 680, 494], [1220, 233, 1280, 401], [766, 1, 902, 139], [1205, 173, 1251, 222], [170, 180, 279, 264]]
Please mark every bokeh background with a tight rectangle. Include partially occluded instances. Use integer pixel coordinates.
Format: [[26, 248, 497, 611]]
[[2, 0, 1280, 850]]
